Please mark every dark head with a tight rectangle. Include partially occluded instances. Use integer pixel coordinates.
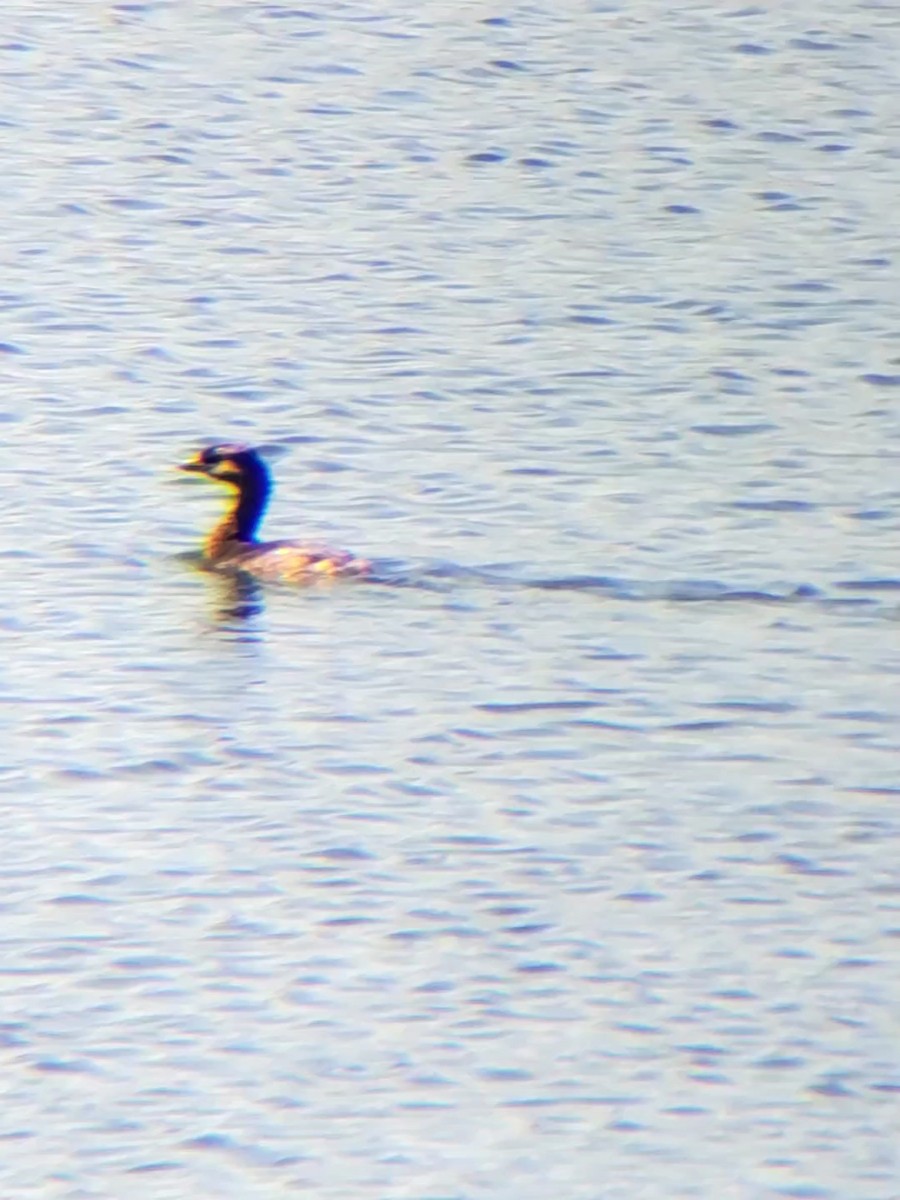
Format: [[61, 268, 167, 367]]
[[179, 443, 272, 541], [178, 443, 269, 486]]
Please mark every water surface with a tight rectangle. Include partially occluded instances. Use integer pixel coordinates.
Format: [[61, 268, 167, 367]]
[[1, 2, 899, 1197]]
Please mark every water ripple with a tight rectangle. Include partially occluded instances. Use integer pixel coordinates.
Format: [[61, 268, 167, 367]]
[[0, 1, 898, 1196]]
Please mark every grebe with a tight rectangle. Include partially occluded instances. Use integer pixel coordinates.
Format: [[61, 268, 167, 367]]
[[178, 443, 370, 582]]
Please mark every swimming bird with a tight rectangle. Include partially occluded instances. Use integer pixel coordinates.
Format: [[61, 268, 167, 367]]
[[178, 443, 370, 582]]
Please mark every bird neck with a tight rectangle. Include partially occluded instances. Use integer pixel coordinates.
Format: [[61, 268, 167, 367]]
[[203, 460, 272, 559]]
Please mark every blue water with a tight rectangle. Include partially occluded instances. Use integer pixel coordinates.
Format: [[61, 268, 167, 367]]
[[1, 3, 899, 1197]]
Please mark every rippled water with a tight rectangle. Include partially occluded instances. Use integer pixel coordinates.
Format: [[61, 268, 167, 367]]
[[1, 2, 899, 1197]]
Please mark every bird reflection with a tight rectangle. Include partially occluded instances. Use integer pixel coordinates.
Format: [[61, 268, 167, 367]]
[[204, 567, 267, 629]]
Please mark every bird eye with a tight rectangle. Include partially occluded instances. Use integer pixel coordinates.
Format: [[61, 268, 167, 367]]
[[210, 457, 241, 477]]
